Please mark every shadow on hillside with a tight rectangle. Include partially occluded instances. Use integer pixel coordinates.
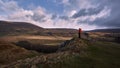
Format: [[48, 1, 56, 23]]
[[114, 37, 120, 43], [14, 41, 60, 53]]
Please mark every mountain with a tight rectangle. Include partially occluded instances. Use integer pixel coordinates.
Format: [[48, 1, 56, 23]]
[[0, 20, 77, 36]]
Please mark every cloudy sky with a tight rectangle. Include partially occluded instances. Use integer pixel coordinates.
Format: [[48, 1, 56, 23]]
[[0, 0, 120, 30]]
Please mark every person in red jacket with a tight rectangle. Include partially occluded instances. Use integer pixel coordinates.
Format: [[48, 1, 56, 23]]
[[78, 28, 82, 38]]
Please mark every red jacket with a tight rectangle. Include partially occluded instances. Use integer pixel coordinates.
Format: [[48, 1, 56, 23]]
[[79, 28, 82, 33]]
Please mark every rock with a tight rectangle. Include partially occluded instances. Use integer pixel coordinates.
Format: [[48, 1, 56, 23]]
[[31, 65, 37, 68]]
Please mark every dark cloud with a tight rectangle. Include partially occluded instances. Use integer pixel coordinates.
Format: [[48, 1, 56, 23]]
[[51, 14, 58, 19], [72, 6, 103, 18], [59, 16, 69, 20], [71, 0, 120, 28], [92, 14, 120, 28], [32, 13, 46, 22], [96, 0, 120, 28]]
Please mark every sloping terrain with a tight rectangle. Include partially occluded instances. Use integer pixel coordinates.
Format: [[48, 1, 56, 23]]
[[0, 20, 77, 37], [45, 28, 77, 37], [1, 38, 120, 68], [0, 21, 44, 36], [0, 20, 120, 68], [89, 28, 120, 33], [0, 40, 39, 65]]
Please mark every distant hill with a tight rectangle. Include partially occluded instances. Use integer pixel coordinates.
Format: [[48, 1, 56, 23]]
[[0, 20, 77, 36], [0, 20, 44, 36], [89, 28, 120, 33], [45, 28, 77, 37]]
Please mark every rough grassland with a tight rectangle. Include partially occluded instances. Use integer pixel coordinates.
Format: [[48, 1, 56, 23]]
[[0, 40, 39, 65], [1, 38, 120, 68]]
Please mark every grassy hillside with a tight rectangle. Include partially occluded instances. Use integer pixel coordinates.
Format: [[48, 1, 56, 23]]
[[2, 38, 120, 68], [45, 28, 77, 37], [0, 40, 39, 65], [89, 28, 120, 33], [0, 20, 77, 37], [0, 21, 44, 36], [0, 20, 120, 68]]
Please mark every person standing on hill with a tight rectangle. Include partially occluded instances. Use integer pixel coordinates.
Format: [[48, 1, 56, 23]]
[[79, 28, 82, 38]]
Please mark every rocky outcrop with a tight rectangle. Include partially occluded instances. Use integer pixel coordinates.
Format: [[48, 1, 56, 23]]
[[1, 38, 88, 68]]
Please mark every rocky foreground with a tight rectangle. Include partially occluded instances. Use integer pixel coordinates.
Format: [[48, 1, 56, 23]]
[[1, 38, 87, 68], [1, 37, 120, 68]]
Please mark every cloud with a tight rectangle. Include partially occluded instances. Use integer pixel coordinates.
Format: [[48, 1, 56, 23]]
[[51, 14, 58, 19], [69, 10, 77, 17], [59, 16, 69, 20], [31, 7, 47, 22], [62, 0, 70, 5], [0, 0, 19, 14], [64, 0, 98, 11], [8, 10, 33, 20], [53, 0, 70, 5], [75, 0, 97, 9], [72, 6, 104, 18], [61, 6, 111, 27], [89, 0, 120, 28], [0, 0, 120, 30], [0, 0, 53, 27], [52, 18, 100, 30]]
